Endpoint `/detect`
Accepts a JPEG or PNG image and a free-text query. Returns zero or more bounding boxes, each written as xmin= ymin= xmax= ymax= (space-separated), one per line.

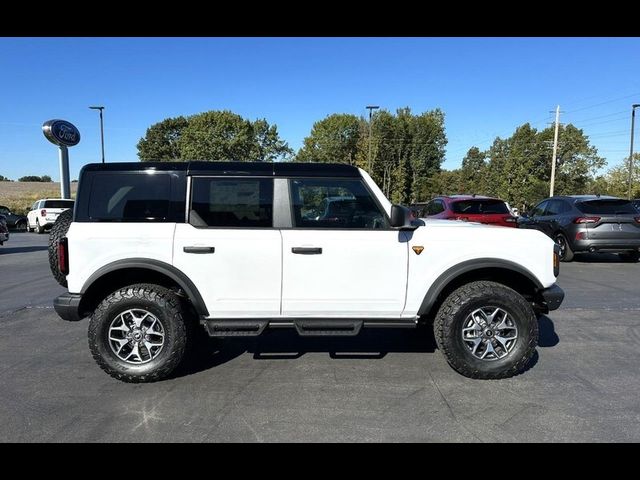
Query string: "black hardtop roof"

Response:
xmin=549 ymin=195 xmax=625 ymax=202
xmin=80 ymin=161 xmax=361 ymax=178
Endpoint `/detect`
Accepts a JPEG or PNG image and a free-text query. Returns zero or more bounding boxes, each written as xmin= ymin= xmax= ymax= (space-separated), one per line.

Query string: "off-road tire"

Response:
xmin=554 ymin=232 xmax=574 ymax=262
xmin=48 ymin=209 xmax=73 ymax=287
xmin=434 ymin=280 xmax=538 ymax=379
xmin=619 ymin=251 xmax=640 ymax=262
xmin=88 ymin=284 xmax=191 ymax=383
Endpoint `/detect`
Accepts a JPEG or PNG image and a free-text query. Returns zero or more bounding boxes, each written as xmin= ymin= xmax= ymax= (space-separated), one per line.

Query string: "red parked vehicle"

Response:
xmin=412 ymin=195 xmax=518 ymax=227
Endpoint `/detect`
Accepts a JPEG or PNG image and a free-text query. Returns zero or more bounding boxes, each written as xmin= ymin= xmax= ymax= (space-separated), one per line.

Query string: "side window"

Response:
xmin=0 ymin=207 xmax=9 ymax=216
xmin=530 ymin=201 xmax=548 ymax=217
xmin=32 ymin=202 xmax=39 ymax=211
xmin=544 ymin=200 xmax=561 ymax=216
xmin=558 ymin=200 xmax=571 ymax=214
xmin=88 ymin=173 xmax=171 ymax=222
xmin=190 ymin=177 xmax=273 ymax=228
xmin=426 ymin=200 xmax=445 ymax=215
xmin=290 ymin=178 xmax=388 ymax=229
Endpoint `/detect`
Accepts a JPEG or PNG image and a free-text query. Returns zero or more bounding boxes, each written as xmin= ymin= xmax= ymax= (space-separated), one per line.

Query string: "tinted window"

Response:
xmin=576 ymin=199 xmax=637 ymax=215
xmin=88 ymin=173 xmax=171 ymax=221
xmin=191 ymin=178 xmax=273 ymax=227
xmin=544 ymin=199 xmax=570 ymax=216
xmin=426 ymin=200 xmax=445 ymax=215
xmin=290 ymin=178 xmax=387 ymax=229
xmin=452 ymin=199 xmax=509 ymax=214
xmin=0 ymin=207 xmax=9 ymax=215
xmin=530 ymin=201 xmax=548 ymax=217
xmin=43 ymin=200 xmax=74 ymax=209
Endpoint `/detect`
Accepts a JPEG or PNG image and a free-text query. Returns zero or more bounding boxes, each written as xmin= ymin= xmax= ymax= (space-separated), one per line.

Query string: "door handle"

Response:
xmin=292 ymin=247 xmax=322 ymax=255
xmin=183 ymin=246 xmax=215 ymax=254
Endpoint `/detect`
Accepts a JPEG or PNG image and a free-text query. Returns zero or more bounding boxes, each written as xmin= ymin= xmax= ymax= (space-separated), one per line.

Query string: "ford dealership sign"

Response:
xmin=42 ymin=119 xmax=80 ymax=147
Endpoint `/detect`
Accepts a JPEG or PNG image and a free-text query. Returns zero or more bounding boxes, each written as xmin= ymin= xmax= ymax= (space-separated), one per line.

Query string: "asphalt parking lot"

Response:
xmin=1 ymin=232 xmax=640 ymax=442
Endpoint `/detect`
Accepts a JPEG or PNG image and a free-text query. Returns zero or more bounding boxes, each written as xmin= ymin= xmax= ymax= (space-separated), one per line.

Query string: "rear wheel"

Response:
xmin=48 ymin=209 xmax=73 ymax=287
xmin=88 ymin=284 xmax=191 ymax=383
xmin=434 ymin=281 xmax=538 ymax=379
xmin=619 ymin=251 xmax=640 ymax=263
xmin=554 ymin=233 xmax=574 ymax=262
xmin=36 ymin=219 xmax=44 ymax=234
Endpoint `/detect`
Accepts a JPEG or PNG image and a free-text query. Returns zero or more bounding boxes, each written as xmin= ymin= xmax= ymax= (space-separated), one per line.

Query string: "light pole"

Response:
xmin=628 ymin=104 xmax=640 ymax=200
xmin=89 ymin=106 xmax=105 ymax=163
xmin=366 ymin=105 xmax=379 ymax=172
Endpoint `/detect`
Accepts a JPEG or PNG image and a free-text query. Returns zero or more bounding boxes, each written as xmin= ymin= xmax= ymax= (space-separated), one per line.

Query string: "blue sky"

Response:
xmin=0 ymin=37 xmax=639 ymax=181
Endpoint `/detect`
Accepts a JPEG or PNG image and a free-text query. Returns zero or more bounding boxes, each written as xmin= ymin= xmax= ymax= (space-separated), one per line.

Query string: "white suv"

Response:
xmin=50 ymin=162 xmax=563 ymax=383
xmin=26 ymin=198 xmax=74 ymax=233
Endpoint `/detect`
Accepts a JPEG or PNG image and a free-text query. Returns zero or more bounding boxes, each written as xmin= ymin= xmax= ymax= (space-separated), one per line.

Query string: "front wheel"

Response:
xmin=434 ymin=281 xmax=538 ymax=379
xmin=16 ymin=220 xmax=27 ymax=232
xmin=88 ymin=284 xmax=191 ymax=383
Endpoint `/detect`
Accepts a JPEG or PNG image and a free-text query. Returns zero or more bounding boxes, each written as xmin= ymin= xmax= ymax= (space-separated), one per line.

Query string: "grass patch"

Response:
xmin=0 ymin=182 xmax=77 ymax=215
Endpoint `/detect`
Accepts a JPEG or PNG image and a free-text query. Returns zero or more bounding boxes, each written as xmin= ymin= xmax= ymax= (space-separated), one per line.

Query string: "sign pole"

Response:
xmin=58 ymin=146 xmax=70 ymax=199
xmin=42 ymin=119 xmax=80 ymax=200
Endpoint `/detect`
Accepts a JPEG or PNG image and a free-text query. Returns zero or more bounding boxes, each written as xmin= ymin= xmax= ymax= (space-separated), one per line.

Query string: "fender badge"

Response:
xmin=412 ymin=246 xmax=424 ymax=255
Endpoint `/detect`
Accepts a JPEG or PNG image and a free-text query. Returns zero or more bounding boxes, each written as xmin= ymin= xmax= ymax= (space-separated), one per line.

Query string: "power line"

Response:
xmin=564 ymin=92 xmax=640 ymax=114
xmin=565 ymin=109 xmax=627 ymax=124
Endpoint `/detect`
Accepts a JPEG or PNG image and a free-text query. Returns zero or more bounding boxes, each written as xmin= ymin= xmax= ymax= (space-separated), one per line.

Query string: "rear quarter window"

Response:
xmin=86 ymin=173 xmax=171 ymax=222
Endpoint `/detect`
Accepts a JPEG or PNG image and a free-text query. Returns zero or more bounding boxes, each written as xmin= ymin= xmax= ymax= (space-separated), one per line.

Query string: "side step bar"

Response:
xmin=203 ymin=320 xmax=269 ymax=337
xmin=294 ymin=319 xmax=362 ymax=336
xmin=202 ymin=318 xmax=418 ymax=337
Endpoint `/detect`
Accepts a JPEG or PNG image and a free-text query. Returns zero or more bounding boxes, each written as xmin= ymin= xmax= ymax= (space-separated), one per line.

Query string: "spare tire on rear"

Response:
xmin=49 ymin=209 xmax=73 ymax=287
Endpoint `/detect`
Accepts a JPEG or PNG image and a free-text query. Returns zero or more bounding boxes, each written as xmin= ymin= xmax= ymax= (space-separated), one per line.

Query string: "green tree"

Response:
xmin=297 ymin=114 xmax=361 ymax=164
xmin=18 ymin=175 xmax=47 ymax=182
xmin=481 ymin=122 xmax=605 ymax=210
xmin=600 ymin=154 xmax=640 ymax=198
xmin=178 ymin=111 xmax=291 ymax=162
xmin=251 ymin=119 xmax=293 ymax=162
xmin=41 ymin=175 xmax=52 ymax=182
xmin=408 ymin=109 xmax=447 ymax=201
xmin=543 ymin=124 xmax=606 ymax=195
xmin=137 ymin=116 xmax=188 ymax=161
xmin=0 ymin=175 xmax=11 ymax=181
xmin=459 ymin=146 xmax=486 ymax=194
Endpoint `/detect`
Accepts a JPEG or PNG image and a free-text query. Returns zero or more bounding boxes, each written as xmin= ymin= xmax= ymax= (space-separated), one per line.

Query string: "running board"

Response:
xmin=202 ymin=318 xmax=418 ymax=337
xmin=294 ymin=319 xmax=363 ymax=336
xmin=203 ymin=320 xmax=269 ymax=337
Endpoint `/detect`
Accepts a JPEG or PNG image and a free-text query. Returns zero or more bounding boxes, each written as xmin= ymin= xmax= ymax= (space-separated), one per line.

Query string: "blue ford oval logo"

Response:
xmin=42 ymin=119 xmax=81 ymax=147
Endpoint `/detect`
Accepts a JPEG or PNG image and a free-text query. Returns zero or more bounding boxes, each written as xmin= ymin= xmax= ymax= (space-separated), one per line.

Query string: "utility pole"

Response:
xmin=366 ymin=105 xmax=379 ymax=172
xmin=550 ymin=105 xmax=561 ymax=197
xmin=628 ymin=104 xmax=640 ymax=199
xmin=89 ymin=106 xmax=105 ymax=163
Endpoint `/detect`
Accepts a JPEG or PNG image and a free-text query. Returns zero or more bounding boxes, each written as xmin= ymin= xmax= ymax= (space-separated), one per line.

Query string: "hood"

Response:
xmin=419 ymin=218 xmax=493 ymax=228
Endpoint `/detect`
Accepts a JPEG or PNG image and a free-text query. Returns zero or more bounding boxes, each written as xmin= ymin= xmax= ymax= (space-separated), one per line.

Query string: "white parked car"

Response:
xmin=26 ymin=198 xmax=74 ymax=233
xmin=50 ymin=162 xmax=563 ymax=383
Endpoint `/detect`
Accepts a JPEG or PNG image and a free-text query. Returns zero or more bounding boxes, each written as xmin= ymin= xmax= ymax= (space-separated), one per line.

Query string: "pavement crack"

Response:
xmin=426 ymin=370 xmax=484 ymax=443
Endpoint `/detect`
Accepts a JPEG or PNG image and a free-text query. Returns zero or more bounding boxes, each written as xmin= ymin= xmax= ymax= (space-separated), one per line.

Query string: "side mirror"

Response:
xmin=390 ymin=204 xmax=413 ymax=228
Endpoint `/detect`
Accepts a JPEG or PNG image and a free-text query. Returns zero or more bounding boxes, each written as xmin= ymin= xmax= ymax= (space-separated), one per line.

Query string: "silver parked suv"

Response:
xmin=518 ymin=195 xmax=640 ymax=262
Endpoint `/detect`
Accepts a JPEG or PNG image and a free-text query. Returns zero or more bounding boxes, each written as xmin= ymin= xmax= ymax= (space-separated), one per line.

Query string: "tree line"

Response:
xmin=136 ymin=109 xmax=639 ymax=208
xmin=0 ymin=175 xmax=52 ymax=182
